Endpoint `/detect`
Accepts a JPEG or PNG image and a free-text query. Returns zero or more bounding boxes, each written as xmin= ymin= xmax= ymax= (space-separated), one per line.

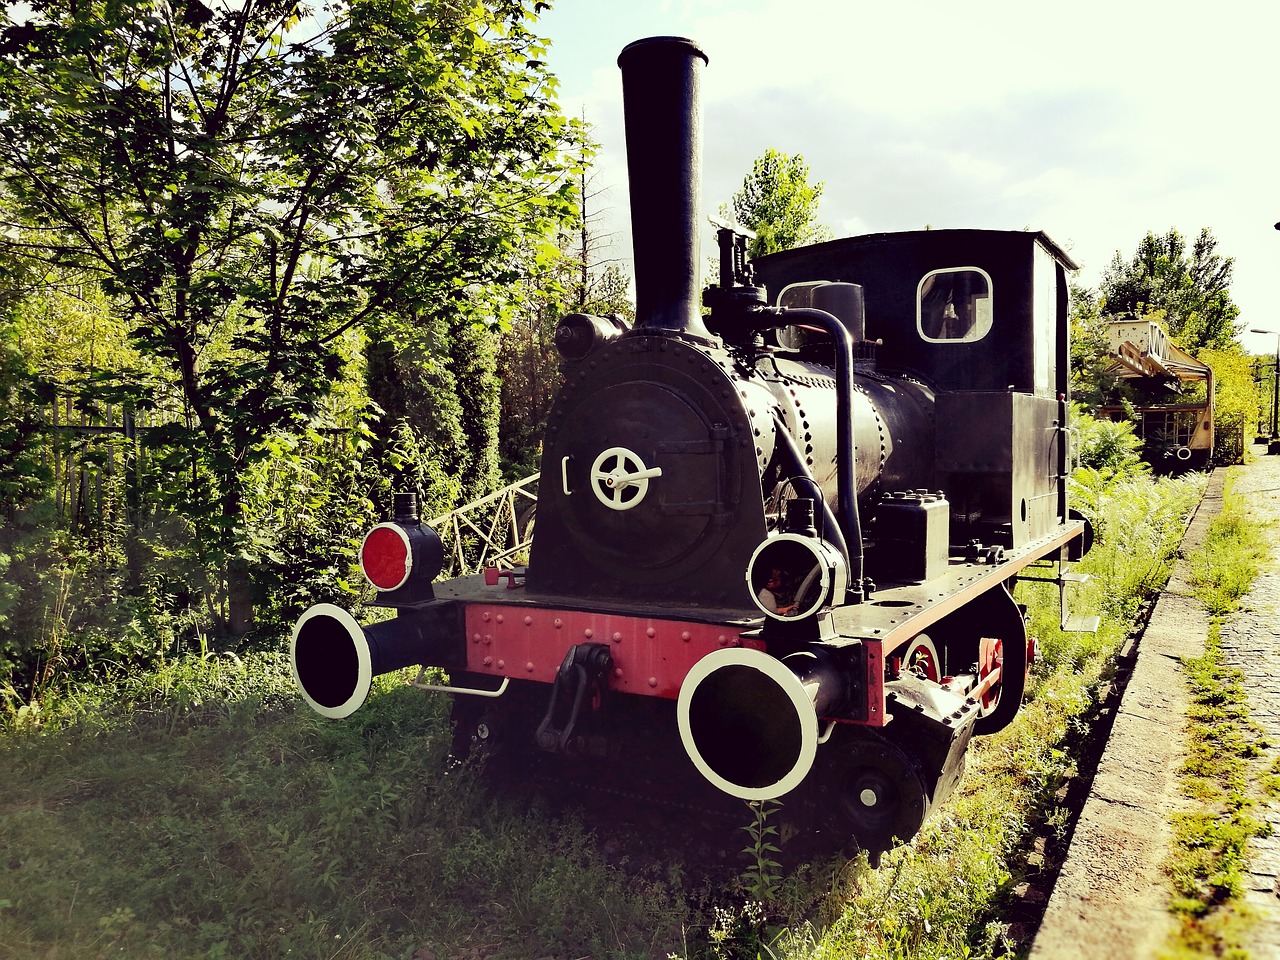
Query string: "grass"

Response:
xmin=1188 ymin=500 xmax=1270 ymax=616
xmin=0 ymin=470 xmax=1212 ymax=960
xmin=0 ymin=654 xmax=690 ymax=959
xmin=1163 ymin=477 xmax=1274 ymax=958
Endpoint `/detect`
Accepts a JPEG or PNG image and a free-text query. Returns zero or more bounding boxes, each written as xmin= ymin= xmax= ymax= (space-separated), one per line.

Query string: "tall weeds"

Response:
xmin=0 ymin=656 xmax=689 ymax=960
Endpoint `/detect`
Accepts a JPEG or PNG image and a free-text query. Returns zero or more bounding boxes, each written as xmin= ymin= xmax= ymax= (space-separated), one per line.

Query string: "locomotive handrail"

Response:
xmin=425 ymin=473 xmax=539 ymax=578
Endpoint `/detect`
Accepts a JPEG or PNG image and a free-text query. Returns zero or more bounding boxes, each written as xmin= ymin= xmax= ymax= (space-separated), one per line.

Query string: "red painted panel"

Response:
xmin=862 ymin=639 xmax=887 ymax=727
xmin=462 ymin=605 xmax=764 ymax=699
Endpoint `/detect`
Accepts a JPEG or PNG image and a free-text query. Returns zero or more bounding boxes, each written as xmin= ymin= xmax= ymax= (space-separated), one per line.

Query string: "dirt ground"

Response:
xmin=1030 ymin=446 xmax=1280 ymax=959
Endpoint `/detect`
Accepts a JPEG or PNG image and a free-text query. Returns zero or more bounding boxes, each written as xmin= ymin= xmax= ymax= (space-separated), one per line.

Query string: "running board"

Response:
xmin=1014 ymin=557 xmax=1100 ymax=633
xmin=1062 ymin=614 xmax=1101 ymax=633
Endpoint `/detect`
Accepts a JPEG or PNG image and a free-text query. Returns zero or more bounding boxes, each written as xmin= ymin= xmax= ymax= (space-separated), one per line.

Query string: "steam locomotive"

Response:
xmin=290 ymin=37 xmax=1093 ymax=853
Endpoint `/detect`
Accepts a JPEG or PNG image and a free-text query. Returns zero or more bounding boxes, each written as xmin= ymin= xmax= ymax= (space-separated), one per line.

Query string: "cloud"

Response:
xmin=541 ymin=0 xmax=1280 ymax=351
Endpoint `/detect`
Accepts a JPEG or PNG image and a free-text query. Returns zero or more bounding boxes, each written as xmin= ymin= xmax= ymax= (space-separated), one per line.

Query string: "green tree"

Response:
xmin=0 ymin=0 xmax=578 ymax=633
xmin=1099 ymin=228 xmax=1241 ymax=352
xmin=1198 ymin=348 xmax=1259 ymax=464
xmin=496 ymin=125 xmax=634 ymax=478
xmin=496 ymin=241 xmax=634 ymax=479
xmin=367 ymin=309 xmax=502 ymax=512
xmin=728 ymin=148 xmax=833 ymax=259
xmin=0 ymin=316 xmax=52 ymax=514
xmin=1069 ymin=282 xmax=1113 ymax=406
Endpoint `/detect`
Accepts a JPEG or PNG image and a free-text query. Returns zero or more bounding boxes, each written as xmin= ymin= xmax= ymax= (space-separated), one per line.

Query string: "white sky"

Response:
xmin=538 ymin=0 xmax=1280 ymax=355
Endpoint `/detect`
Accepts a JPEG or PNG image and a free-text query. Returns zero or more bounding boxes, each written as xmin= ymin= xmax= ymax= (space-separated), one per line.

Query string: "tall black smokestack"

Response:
xmin=616 ymin=37 xmax=712 ymax=340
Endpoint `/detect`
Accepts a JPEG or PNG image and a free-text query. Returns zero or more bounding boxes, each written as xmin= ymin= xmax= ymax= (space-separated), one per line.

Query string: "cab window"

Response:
xmin=917 ymin=268 xmax=992 ymax=342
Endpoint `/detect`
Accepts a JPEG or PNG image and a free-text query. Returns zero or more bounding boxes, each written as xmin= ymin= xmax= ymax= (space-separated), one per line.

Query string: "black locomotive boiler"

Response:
xmin=290 ymin=36 xmax=1093 ymax=853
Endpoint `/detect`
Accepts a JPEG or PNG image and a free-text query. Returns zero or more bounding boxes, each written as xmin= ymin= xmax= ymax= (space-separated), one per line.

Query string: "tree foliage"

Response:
xmin=1068 ymin=282 xmax=1112 ymax=407
xmin=1198 ymin=348 xmax=1259 ymax=463
xmin=496 ymin=244 xmax=633 ymax=478
xmin=496 ymin=126 xmax=634 ymax=478
xmin=728 ymin=148 xmax=833 ymax=260
xmin=1099 ymin=228 xmax=1241 ymax=352
xmin=0 ymin=316 xmax=52 ymax=512
xmin=0 ymin=0 xmax=579 ymax=631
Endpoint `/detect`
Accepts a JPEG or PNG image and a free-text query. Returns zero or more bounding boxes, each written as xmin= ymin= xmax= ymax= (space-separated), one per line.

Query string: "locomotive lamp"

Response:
xmin=746 ymin=532 xmax=848 ymax=622
xmin=357 ymin=492 xmax=444 ymax=604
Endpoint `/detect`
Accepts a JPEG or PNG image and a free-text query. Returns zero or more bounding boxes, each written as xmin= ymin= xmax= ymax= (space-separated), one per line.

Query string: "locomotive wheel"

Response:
xmin=929 ymin=583 xmax=1028 ymax=737
xmin=819 ymin=731 xmax=928 ymax=856
xmin=972 ymin=627 xmax=1027 ymax=736
xmin=901 ymin=634 xmax=941 ymax=681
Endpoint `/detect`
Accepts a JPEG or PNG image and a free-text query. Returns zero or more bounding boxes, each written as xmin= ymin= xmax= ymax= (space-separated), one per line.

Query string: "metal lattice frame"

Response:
xmin=426 ymin=474 xmax=539 ymax=578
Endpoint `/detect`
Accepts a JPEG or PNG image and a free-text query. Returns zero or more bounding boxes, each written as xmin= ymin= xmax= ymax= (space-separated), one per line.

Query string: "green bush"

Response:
xmin=1065 ymin=470 xmax=1205 ymax=623
xmin=0 ymin=496 xmax=172 ymax=706
xmin=1071 ymin=403 xmax=1148 ymax=479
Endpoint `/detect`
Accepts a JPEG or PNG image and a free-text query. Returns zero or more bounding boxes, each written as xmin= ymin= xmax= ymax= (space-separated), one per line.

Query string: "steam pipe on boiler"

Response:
xmin=757 ymin=305 xmax=865 ymax=602
xmin=768 ymin=410 xmax=851 ymax=570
